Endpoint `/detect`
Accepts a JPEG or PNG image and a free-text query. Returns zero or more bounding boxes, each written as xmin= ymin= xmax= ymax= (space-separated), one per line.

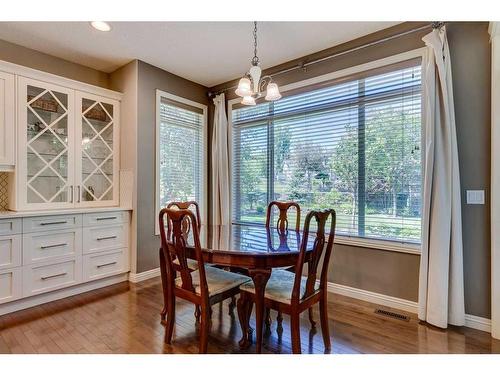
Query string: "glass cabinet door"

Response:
xmin=18 ymin=77 xmax=75 ymax=209
xmin=76 ymin=93 xmax=119 ymax=206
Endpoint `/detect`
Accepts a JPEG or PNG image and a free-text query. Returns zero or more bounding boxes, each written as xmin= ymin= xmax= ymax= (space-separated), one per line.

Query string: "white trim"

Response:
xmin=154 ymin=90 xmax=208 ymax=236
xmin=0 ymin=59 xmax=122 ymax=101
xmin=489 ymin=22 xmax=500 ymax=339
xmin=128 ymin=267 xmax=160 ymax=283
xmin=0 ymin=273 xmax=128 ymax=316
xmin=464 ymin=314 xmax=492 ymax=333
xmin=327 ymin=282 xmax=418 ymax=313
xmin=327 ymin=282 xmax=491 ymax=333
xmin=335 ymin=235 xmax=421 ymax=255
xmin=228 ymin=48 xmax=426 ymax=256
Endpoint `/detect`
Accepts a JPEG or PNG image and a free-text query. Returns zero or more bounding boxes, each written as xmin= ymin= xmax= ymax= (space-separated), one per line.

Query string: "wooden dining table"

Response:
xmin=180 ymin=223 xmax=316 ymax=353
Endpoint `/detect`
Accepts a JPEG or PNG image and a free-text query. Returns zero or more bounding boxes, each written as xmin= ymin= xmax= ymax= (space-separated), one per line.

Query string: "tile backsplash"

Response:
xmin=0 ymin=172 xmax=8 ymax=210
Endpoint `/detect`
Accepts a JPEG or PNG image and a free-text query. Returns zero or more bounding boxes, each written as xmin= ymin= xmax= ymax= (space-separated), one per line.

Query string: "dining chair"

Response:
xmin=159 ymin=207 xmax=251 ymax=353
xmin=238 ymin=208 xmax=336 ymax=354
xmin=264 ymin=200 xmax=301 ymax=330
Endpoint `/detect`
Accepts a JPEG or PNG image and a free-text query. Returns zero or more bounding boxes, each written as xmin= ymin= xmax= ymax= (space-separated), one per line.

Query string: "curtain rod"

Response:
xmin=208 ymin=22 xmax=444 ymax=98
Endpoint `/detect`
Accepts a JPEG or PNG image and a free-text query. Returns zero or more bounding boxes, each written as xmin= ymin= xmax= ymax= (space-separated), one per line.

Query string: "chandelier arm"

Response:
xmin=259 ymin=75 xmax=273 ymax=92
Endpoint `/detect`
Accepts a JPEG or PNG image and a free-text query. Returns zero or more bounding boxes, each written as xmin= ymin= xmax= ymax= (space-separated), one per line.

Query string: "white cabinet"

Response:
xmin=14 ymin=77 xmax=120 ymax=211
xmin=75 ymin=92 xmax=120 ymax=207
xmin=0 ymin=71 xmax=15 ymax=169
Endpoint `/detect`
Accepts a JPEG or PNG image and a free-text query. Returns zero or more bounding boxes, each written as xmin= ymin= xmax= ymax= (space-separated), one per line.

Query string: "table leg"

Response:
xmin=248 ymin=268 xmax=271 ymax=354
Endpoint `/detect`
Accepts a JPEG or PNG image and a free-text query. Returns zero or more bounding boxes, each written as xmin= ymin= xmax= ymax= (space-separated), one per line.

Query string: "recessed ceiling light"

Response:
xmin=90 ymin=21 xmax=111 ymax=32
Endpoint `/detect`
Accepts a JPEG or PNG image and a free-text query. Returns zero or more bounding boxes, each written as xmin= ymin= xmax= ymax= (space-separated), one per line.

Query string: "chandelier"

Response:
xmin=235 ymin=21 xmax=282 ymax=106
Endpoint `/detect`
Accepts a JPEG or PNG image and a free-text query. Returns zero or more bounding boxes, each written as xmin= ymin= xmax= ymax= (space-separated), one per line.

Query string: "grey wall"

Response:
xmin=136 ymin=60 xmax=209 ymax=273
xmin=447 ymin=22 xmax=491 ymax=318
xmin=0 ymin=39 xmax=110 ymax=88
xmin=209 ymin=22 xmax=492 ymax=318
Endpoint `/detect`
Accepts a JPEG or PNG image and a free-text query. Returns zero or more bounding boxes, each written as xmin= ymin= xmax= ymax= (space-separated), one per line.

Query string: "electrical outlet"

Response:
xmin=466 ymin=190 xmax=485 ymax=205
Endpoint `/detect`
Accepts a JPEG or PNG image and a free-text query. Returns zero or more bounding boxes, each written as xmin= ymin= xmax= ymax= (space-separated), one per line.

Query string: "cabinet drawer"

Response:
xmin=83 ymin=248 xmax=127 ymax=282
xmin=83 ymin=211 xmax=128 ymax=227
xmin=0 ymin=234 xmax=22 ymax=270
xmin=23 ymin=214 xmax=82 ymax=233
xmin=0 ymin=218 xmax=22 ymax=236
xmin=23 ymin=229 xmax=82 ymax=265
xmin=23 ymin=258 xmax=82 ymax=297
xmin=83 ymin=224 xmax=127 ymax=254
xmin=0 ymin=268 xmax=22 ymax=304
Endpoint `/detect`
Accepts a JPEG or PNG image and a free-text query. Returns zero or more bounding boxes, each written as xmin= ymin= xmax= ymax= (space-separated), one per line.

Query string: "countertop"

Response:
xmin=0 ymin=206 xmax=132 ymax=219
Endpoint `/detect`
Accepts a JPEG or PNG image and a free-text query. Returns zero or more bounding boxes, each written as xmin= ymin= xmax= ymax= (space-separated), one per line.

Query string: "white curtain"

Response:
xmin=418 ymin=26 xmax=465 ymax=328
xmin=211 ymin=93 xmax=231 ymax=225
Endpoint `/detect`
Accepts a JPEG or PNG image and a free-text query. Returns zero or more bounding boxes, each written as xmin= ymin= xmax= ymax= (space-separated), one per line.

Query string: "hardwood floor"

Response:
xmin=0 ymin=277 xmax=499 ymax=354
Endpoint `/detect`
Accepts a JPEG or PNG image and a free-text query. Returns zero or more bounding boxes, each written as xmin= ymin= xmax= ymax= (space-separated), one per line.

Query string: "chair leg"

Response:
xmin=159 ymin=248 xmax=168 ymax=322
xmin=308 ymin=307 xmax=316 ymax=328
xmin=290 ymin=313 xmax=301 ymax=354
xmin=265 ymin=308 xmax=272 ymax=329
xmin=229 ymin=296 xmax=237 ymax=314
xmin=164 ymin=293 xmax=175 ymax=344
xmin=199 ymin=304 xmax=210 ymax=353
xmin=276 ymin=310 xmax=283 ymax=334
xmin=319 ymin=296 xmax=331 ymax=351
xmin=237 ymin=294 xmax=250 ymax=349
xmin=195 ymin=305 xmax=201 ymax=322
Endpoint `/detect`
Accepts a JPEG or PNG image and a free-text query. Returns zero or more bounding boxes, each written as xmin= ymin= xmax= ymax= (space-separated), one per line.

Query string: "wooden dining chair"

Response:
xmin=159 ymin=207 xmax=251 ymax=353
xmin=266 ymin=201 xmax=301 ymax=232
xmin=238 ymin=209 xmax=336 ymax=354
xmin=264 ymin=201 xmax=301 ymax=329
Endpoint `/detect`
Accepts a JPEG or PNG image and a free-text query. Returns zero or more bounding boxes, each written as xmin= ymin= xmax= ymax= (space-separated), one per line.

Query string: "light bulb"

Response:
xmin=235 ymin=77 xmax=252 ymax=97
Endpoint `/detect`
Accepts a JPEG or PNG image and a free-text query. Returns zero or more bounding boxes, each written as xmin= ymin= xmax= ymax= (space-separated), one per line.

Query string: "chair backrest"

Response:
xmin=292 ymin=209 xmax=336 ymax=303
xmin=158 ymin=207 xmax=209 ymax=297
xmin=266 ymin=201 xmax=301 ymax=232
xmin=165 ymin=201 xmax=201 ymax=239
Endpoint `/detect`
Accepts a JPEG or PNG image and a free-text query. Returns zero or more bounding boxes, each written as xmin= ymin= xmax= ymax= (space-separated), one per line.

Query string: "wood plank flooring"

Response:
xmin=1 ymin=277 xmax=499 ymax=354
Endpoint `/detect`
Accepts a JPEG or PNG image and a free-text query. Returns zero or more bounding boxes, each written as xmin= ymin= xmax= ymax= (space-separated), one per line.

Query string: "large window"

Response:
xmin=231 ymin=59 xmax=422 ymax=245
xmin=155 ymin=91 xmax=207 ymax=233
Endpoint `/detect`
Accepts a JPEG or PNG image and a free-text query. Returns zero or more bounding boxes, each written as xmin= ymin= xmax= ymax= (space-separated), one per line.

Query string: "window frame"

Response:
xmin=155 ymin=89 xmax=208 ymax=235
xmin=228 ymin=48 xmax=427 ymax=254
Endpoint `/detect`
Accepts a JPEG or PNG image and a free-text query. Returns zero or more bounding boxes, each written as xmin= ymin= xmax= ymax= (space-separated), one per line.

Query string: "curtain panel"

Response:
xmin=211 ymin=93 xmax=231 ymax=225
xmin=418 ymin=26 xmax=465 ymax=328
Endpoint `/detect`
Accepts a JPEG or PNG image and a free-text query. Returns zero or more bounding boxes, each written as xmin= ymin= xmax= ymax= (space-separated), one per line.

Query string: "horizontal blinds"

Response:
xmin=232 ymin=60 xmax=422 ymax=244
xmin=159 ymin=97 xmax=204 ymax=210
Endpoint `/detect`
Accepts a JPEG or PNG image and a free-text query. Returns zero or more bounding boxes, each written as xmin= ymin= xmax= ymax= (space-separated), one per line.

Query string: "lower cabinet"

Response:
xmin=0 ymin=210 xmax=130 ymax=312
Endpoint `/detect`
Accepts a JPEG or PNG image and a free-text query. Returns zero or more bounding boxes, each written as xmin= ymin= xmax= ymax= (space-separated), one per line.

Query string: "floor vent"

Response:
xmin=374 ymin=308 xmax=410 ymax=322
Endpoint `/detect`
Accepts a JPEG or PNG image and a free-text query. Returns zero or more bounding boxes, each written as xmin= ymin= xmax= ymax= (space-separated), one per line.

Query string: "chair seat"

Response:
xmin=175 ymin=266 xmax=251 ymax=296
xmin=173 ymin=257 xmax=199 ymax=270
xmin=240 ymin=269 xmax=319 ymax=304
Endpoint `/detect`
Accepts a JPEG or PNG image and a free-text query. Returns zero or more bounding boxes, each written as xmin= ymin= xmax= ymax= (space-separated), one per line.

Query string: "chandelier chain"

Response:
xmin=252 ymin=21 xmax=259 ymax=66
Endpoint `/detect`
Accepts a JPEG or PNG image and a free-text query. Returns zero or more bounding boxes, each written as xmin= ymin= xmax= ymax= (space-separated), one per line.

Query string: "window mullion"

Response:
xmin=268 ymin=102 xmax=275 ymax=210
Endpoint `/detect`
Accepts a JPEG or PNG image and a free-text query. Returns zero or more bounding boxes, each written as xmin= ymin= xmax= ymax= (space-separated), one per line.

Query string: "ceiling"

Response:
xmin=0 ymin=22 xmax=399 ymax=87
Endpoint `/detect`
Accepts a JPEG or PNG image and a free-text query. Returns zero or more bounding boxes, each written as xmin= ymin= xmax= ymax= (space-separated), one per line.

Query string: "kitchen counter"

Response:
xmin=0 ymin=206 xmax=132 ymax=219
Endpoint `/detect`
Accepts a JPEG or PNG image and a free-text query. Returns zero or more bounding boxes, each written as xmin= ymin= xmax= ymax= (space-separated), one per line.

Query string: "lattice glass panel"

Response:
xmin=81 ymin=98 xmax=114 ymax=202
xmin=26 ymin=85 xmax=70 ymax=204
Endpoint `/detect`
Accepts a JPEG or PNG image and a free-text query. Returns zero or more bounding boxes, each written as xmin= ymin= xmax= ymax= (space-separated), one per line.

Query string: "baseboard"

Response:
xmin=464 ymin=314 xmax=492 ymax=333
xmin=128 ymin=267 xmax=161 ymax=283
xmin=0 ymin=273 xmax=129 ymax=316
xmin=327 ymin=282 xmax=492 ymax=333
xmin=327 ymin=282 xmax=419 ymax=313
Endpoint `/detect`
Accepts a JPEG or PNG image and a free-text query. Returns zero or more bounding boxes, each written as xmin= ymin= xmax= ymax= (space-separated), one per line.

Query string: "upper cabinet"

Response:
xmin=13 ymin=76 xmax=120 ymax=211
xmin=76 ymin=92 xmax=120 ymax=207
xmin=0 ymin=71 xmax=15 ymax=170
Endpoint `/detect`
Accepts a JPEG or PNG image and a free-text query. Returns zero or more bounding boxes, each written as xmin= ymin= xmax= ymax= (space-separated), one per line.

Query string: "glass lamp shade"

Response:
xmin=265 ymin=82 xmax=282 ymax=101
xmin=241 ymin=96 xmax=256 ymax=106
xmin=235 ymin=77 xmax=252 ymax=97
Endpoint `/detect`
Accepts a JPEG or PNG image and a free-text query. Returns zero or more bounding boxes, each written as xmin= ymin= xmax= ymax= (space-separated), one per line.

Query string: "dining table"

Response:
xmin=179 ymin=223 xmax=316 ymax=353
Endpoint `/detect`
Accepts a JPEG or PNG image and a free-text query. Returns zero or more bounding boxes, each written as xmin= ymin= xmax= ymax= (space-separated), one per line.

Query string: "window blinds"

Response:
xmin=158 ymin=97 xmax=204 ymax=210
xmin=231 ymin=60 xmax=422 ymax=244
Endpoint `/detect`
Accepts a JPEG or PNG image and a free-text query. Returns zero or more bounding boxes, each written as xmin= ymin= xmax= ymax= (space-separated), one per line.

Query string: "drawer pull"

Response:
xmin=40 ymin=221 xmax=68 ymax=226
xmin=41 ymin=272 xmax=68 ymax=281
xmin=97 ymin=235 xmax=117 ymax=241
xmin=40 ymin=243 xmax=68 ymax=249
xmin=97 ymin=261 xmax=117 ymax=268
xmin=96 ymin=217 xmax=117 ymax=221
